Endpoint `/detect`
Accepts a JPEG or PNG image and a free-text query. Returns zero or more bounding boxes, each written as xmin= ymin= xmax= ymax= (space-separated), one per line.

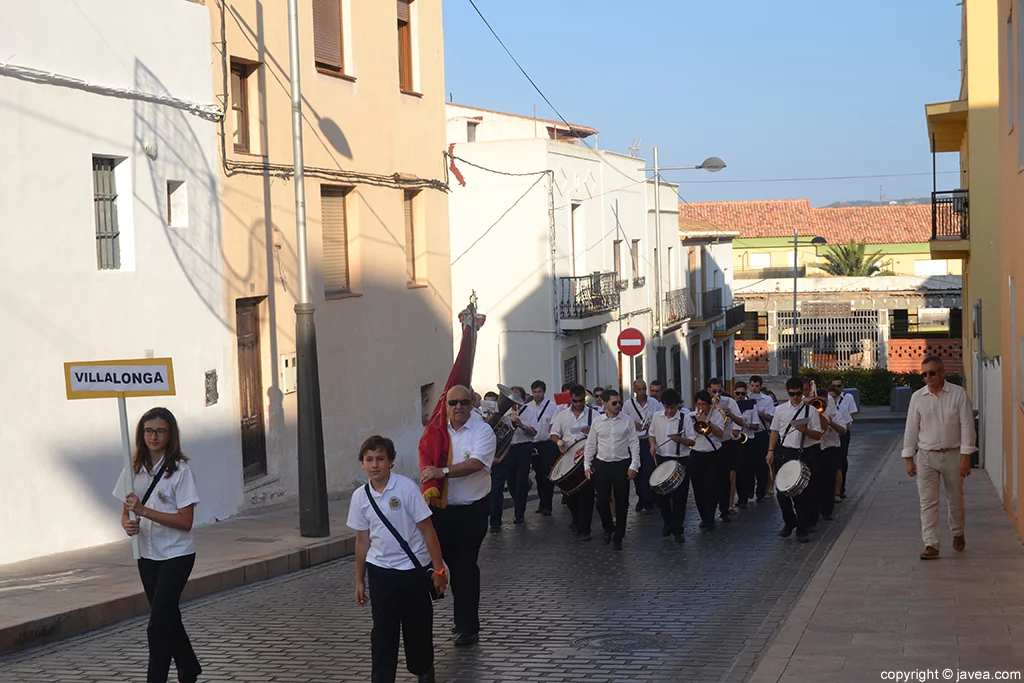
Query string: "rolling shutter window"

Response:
xmin=321 ymin=186 xmax=350 ymax=296
xmin=313 ymin=0 xmax=343 ymax=71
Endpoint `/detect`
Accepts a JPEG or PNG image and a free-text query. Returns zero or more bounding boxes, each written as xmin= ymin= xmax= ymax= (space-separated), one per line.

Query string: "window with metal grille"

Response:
xmin=634 ymin=354 xmax=643 ymax=381
xmin=92 ymin=156 xmax=121 ymax=270
xmin=737 ymin=311 xmax=767 ymax=341
xmin=630 ymin=240 xmax=640 ymax=278
xmin=230 ymin=61 xmax=251 ymax=153
xmin=397 ymin=0 xmax=414 ymax=91
xmin=404 ymin=190 xmax=417 ymax=283
xmin=420 ymin=383 xmax=434 ymax=426
xmin=321 ymin=186 xmax=351 ymax=297
xmin=563 ymin=357 xmax=579 ymax=386
xmin=613 ymin=240 xmax=622 ymax=280
xmin=312 ymin=0 xmax=343 ymax=73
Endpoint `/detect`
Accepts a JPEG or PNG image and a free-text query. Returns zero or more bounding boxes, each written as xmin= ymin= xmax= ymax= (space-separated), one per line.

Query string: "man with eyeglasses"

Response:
xmin=648 ymin=388 xmax=692 ymax=543
xmin=830 ymin=376 xmax=858 ymax=499
xmin=623 ymin=379 xmax=662 ymax=514
xmin=708 ymin=378 xmax=745 ymax=521
xmin=767 ymin=377 xmax=824 ymax=543
xmin=582 ymin=389 xmax=640 ymax=550
xmin=733 ymin=381 xmax=761 ymax=509
xmin=515 ymin=380 xmax=557 ymax=517
xmin=419 ymin=385 xmax=495 ymax=645
xmin=550 ymin=384 xmax=597 ymax=540
xmin=902 ymin=355 xmax=976 ymax=560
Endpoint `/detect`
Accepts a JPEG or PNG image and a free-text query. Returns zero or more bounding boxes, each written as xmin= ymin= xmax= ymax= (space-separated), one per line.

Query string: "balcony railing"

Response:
xmin=558 ymin=272 xmax=620 ymax=319
xmin=932 ymin=189 xmax=969 ymax=240
xmin=701 ymin=287 xmax=724 ymax=319
xmin=724 ymin=302 xmax=745 ymax=330
xmin=735 ymin=266 xmax=806 ymax=280
xmin=663 ymin=287 xmax=695 ymax=325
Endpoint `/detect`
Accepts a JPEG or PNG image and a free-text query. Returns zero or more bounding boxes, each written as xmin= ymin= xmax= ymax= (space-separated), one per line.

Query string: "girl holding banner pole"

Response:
xmin=112 ymin=407 xmax=202 ymax=683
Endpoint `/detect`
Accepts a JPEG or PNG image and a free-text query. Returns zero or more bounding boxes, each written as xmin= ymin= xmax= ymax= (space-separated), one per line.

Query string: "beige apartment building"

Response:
xmin=211 ymin=0 xmax=453 ymax=503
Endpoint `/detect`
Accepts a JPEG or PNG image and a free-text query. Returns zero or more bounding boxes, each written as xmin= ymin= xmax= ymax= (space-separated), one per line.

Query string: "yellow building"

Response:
xmin=211 ymin=1 xmax=453 ymax=503
xmin=925 ymin=0 xmax=1001 ymax=401
xmin=999 ymin=0 xmax=1023 ymax=534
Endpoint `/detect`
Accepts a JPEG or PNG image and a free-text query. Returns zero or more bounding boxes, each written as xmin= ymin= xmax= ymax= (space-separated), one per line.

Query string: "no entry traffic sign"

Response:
xmin=616 ymin=327 xmax=646 ymax=357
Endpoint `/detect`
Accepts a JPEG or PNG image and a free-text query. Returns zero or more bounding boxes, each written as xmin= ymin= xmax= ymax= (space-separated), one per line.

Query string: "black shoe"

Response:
xmin=756 ymin=497 xmax=765 ymax=503
xmin=728 ymin=509 xmax=738 ymax=516
xmin=602 ymin=531 xmax=612 ymax=545
xmin=797 ymin=533 xmax=810 ymax=543
xmin=581 ymin=533 xmax=591 ymax=542
xmin=738 ymin=502 xmax=748 ymax=509
xmin=635 ymin=503 xmax=644 ymax=512
xmin=450 ymin=627 xmax=459 ymax=634
xmin=541 ymin=509 xmax=552 ymax=517
xmin=645 ymin=506 xmax=656 ymax=515
xmin=454 ymin=633 xmax=479 ymax=646
xmin=535 ymin=507 xmax=544 ymax=514
xmin=809 ymin=525 xmax=817 ymax=533
xmin=662 ymin=524 xmax=672 ymax=537
xmin=674 ymin=533 xmax=685 ymax=544
xmin=704 ymin=521 xmax=715 ymax=532
xmin=613 ymin=538 xmax=623 ymax=551
xmin=489 ymin=526 xmax=501 ymax=533
xmin=418 ymin=666 xmax=437 ymax=683
xmin=822 ymin=513 xmax=833 ymax=521
xmin=719 ymin=514 xmax=732 ymax=523
xmin=779 ymin=525 xmax=795 ymax=538
xmin=513 ymin=518 xmax=524 ymax=525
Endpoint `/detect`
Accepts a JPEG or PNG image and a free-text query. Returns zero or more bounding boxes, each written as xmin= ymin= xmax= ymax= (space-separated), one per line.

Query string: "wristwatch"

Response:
xmin=441 ymin=467 xmax=450 ymax=478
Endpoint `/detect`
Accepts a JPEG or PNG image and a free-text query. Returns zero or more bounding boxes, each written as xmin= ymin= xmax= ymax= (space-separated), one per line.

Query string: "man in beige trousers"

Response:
xmin=902 ymin=355 xmax=977 ymax=560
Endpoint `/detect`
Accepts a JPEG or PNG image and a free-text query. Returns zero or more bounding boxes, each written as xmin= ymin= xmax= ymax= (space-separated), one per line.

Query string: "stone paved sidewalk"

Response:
xmin=749 ymin=442 xmax=1024 ymax=682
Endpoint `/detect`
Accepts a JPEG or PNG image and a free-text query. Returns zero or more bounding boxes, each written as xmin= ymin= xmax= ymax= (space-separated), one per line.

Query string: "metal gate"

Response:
xmin=778 ymin=304 xmax=880 ymax=373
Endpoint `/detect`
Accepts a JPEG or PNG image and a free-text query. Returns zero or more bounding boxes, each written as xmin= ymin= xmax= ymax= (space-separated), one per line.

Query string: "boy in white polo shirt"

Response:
xmin=348 ymin=435 xmax=448 ymax=683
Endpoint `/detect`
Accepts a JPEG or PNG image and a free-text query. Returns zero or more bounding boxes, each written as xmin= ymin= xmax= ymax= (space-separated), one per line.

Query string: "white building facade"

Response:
xmin=446 ymin=104 xmax=729 ymax=403
xmin=0 ymin=0 xmax=241 ymax=565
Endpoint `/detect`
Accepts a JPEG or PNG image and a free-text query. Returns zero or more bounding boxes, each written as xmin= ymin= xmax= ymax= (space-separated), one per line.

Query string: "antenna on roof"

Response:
xmin=628 ymin=138 xmax=643 ymax=158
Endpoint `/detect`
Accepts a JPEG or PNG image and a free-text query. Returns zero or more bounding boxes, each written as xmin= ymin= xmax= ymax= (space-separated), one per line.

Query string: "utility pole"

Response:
xmin=287 ymin=0 xmax=329 ymax=537
xmin=792 ymin=225 xmax=799 ymax=378
xmin=653 ymin=146 xmax=663 ymax=352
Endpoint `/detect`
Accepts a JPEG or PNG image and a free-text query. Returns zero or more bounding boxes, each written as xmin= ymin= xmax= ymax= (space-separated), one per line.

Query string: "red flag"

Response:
xmin=419 ymin=303 xmax=484 ymax=506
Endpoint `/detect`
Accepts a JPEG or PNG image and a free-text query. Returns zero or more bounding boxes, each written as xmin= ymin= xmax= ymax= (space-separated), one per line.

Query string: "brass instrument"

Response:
xmin=692 ymin=408 xmax=712 ymax=435
xmin=738 ymin=432 xmax=749 ymax=444
xmin=804 ymin=380 xmax=827 ymax=413
xmin=484 ymin=384 xmax=526 ymax=460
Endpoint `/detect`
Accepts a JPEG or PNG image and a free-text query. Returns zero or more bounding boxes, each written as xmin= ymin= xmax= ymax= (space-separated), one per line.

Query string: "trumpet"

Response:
xmin=738 ymin=432 xmax=749 ymax=444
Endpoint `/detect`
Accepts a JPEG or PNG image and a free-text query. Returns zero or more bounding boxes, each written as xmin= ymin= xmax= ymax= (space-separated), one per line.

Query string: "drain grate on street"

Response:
xmin=572 ymin=634 xmax=676 ymax=652
xmin=235 ymin=537 xmax=280 ymax=543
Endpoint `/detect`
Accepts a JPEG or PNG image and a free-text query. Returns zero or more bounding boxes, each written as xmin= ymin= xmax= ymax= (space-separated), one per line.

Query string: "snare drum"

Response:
xmin=649 ymin=459 xmax=685 ymax=496
xmin=550 ymin=438 xmax=588 ymax=496
xmin=776 ymin=459 xmax=811 ymax=497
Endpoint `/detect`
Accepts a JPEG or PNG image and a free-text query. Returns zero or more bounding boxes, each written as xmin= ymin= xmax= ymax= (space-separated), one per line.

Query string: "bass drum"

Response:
xmin=549 ymin=437 xmax=588 ymax=496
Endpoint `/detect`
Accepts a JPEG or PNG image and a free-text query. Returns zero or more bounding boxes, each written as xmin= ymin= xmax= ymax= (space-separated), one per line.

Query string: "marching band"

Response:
xmin=475 ymin=373 xmax=858 ymax=548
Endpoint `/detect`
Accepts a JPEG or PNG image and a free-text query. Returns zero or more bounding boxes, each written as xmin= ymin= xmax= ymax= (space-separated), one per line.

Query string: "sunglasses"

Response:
xmin=607 ymin=400 xmax=622 ymax=406
xmin=571 ymin=398 xmax=585 ymax=403
xmin=447 ymin=399 xmax=472 ymax=407
xmin=735 ymin=391 xmax=747 ymax=397
xmin=710 ymin=388 xmax=721 ymax=393
xmin=922 ymin=370 xmax=938 ymax=377
xmin=787 ymin=391 xmax=803 ymax=397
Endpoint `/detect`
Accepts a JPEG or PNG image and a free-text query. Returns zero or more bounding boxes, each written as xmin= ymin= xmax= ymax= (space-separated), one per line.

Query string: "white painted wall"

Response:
xmin=0 ymin=0 xmax=241 ymax=565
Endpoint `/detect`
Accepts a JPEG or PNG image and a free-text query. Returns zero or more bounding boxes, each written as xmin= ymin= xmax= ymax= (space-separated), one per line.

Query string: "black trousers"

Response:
xmin=594 ymin=459 xmax=631 ymax=540
xmin=839 ymin=429 xmax=852 ymax=495
xmin=137 ymin=553 xmax=201 ymax=683
xmin=819 ymin=447 xmax=840 ymax=517
xmin=508 ymin=442 xmax=534 ymax=520
xmin=431 ymin=496 xmax=488 ymax=635
xmin=687 ymin=450 xmax=719 ymax=525
xmin=489 ymin=456 xmax=511 ymax=529
xmin=774 ymin=446 xmax=820 ymax=534
xmin=633 ymin=438 xmax=656 ymax=510
xmin=367 ymin=563 xmax=433 ymax=683
xmin=752 ymin=431 xmax=771 ymax=499
xmin=655 ymin=456 xmax=691 ymax=534
xmin=567 ymin=479 xmax=595 ymax=535
xmin=737 ymin=438 xmax=758 ymax=504
xmin=532 ymin=440 xmax=560 ymax=511
xmin=718 ymin=440 xmax=740 ymax=516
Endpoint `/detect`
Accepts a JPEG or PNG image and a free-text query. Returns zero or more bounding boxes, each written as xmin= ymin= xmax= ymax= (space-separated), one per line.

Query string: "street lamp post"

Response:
xmin=790 ymin=229 xmax=827 ymax=378
xmin=645 ymin=151 xmax=726 ymax=379
xmin=287 ymin=0 xmax=330 ymax=536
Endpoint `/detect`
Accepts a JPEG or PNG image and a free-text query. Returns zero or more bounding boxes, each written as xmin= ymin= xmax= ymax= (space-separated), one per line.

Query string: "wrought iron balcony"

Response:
xmin=931 ymin=189 xmax=969 ymax=240
xmin=701 ymin=287 xmax=724 ymax=319
xmin=724 ymin=302 xmax=745 ymax=330
xmin=735 ymin=266 xmax=806 ymax=280
xmin=558 ymin=272 xmax=620 ymax=319
xmin=663 ymin=287 xmax=695 ymax=325
xmin=632 ymin=276 xmax=646 ymax=288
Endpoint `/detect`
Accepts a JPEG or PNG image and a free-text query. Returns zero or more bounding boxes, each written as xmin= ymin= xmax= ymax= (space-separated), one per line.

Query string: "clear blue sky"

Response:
xmin=443 ymin=0 xmax=964 ymax=207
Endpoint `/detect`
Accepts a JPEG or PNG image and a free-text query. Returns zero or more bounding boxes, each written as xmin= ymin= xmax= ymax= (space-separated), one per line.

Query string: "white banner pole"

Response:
xmin=118 ymin=395 xmax=140 ymax=560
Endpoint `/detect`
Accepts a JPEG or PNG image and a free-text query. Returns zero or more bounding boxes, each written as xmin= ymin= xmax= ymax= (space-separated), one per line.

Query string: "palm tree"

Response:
xmin=818 ymin=239 xmax=893 ymax=276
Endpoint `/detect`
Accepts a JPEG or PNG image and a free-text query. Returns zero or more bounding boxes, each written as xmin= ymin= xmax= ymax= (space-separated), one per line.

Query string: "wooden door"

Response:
xmin=236 ymin=299 xmax=267 ymax=480
xmin=689 ymin=340 xmax=701 ymax=404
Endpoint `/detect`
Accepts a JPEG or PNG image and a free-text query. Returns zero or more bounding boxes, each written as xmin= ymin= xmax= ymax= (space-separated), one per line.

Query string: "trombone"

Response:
xmin=804 ymin=380 xmax=827 ymax=413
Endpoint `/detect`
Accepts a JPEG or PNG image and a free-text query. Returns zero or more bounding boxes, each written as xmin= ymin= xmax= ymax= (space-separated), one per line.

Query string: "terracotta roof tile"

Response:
xmin=677 ymin=199 xmax=932 ymax=244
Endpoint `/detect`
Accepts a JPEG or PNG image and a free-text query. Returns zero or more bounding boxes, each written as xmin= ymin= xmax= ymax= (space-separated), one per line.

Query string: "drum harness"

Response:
xmin=780 ymin=403 xmax=813 ymax=461
xmin=526 ymin=399 xmax=552 ymax=457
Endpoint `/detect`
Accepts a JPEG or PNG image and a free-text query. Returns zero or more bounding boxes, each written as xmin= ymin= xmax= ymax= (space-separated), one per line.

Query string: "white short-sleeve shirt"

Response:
xmin=346 ymin=473 xmax=432 ymax=570
xmin=446 ymin=417 xmax=497 ymax=506
xmin=550 ymin=406 xmax=597 ymax=446
xmin=112 ymin=458 xmax=200 ymax=561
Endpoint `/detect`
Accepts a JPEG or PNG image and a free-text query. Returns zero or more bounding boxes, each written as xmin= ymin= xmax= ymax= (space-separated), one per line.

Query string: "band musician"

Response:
xmin=550 ymin=384 xmax=597 ymax=540
xmin=767 ymin=378 xmax=824 ymax=543
xmin=582 ymin=390 xmax=639 ymax=550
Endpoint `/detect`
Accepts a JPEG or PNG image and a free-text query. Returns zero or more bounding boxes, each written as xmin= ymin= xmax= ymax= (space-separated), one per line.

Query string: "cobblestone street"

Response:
xmin=0 ymin=425 xmax=901 ymax=683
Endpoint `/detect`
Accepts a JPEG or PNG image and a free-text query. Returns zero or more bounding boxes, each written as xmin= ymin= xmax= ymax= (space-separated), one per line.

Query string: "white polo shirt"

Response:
xmin=650 ymin=409 xmax=690 ymax=458
xmin=347 ymin=473 xmax=431 ymax=570
xmin=770 ymin=400 xmax=823 ymax=450
xmin=111 ymin=458 xmax=200 ymax=561
xmin=550 ymin=406 xmax=597 ymax=447
xmin=447 ymin=417 xmax=497 ymax=505
xmin=714 ymin=395 xmax=743 ymax=441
